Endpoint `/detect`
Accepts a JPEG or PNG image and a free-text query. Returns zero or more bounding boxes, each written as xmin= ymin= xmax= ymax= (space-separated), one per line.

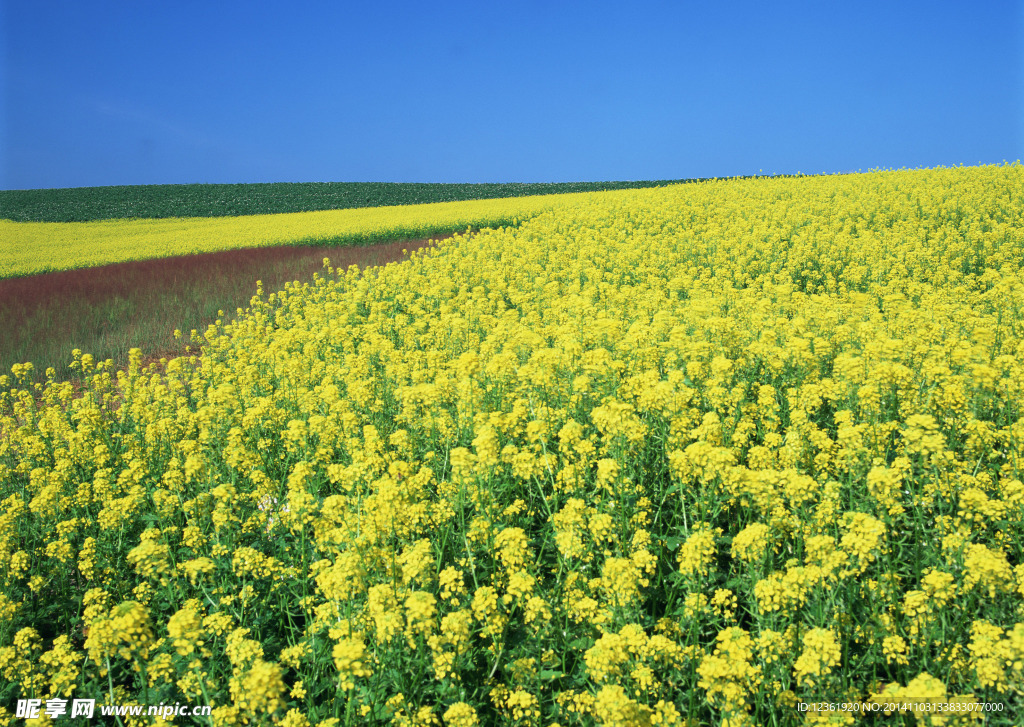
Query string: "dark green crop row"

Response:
xmin=0 ymin=175 xmax=813 ymax=222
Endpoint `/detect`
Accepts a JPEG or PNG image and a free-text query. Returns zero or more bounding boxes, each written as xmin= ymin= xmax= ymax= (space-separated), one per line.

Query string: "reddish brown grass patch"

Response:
xmin=1 ymin=232 xmax=455 ymax=393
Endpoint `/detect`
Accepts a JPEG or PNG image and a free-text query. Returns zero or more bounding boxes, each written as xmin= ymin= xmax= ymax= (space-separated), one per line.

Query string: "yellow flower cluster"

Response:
xmin=2 ymin=162 xmax=1024 ymax=724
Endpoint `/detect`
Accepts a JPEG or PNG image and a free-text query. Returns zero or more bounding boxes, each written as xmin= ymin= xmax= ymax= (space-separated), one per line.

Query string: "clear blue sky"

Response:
xmin=2 ymin=1 xmax=1021 ymax=190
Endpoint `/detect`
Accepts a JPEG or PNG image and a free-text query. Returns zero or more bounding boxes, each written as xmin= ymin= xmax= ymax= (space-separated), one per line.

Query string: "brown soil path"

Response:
xmin=5 ymin=231 xmax=460 ymax=412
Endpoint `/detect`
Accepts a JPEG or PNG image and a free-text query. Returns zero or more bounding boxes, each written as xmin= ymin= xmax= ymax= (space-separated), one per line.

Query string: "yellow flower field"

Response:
xmin=2 ymin=162 xmax=1023 ymax=725
xmin=0 ymin=191 xmax=599 ymax=279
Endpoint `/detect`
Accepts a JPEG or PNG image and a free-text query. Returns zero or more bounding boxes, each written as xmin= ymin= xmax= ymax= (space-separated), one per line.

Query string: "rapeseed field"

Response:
xmin=0 ymin=192 xmax=598 ymax=279
xmin=1 ymin=162 xmax=1023 ymax=725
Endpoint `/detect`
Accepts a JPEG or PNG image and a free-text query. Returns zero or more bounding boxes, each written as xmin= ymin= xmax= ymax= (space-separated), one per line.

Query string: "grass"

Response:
xmin=0 ymin=175 xmax=817 ymax=223
xmin=1 ymin=233 xmax=454 ymax=387
xmin=0 ymin=180 xmax=675 ymax=222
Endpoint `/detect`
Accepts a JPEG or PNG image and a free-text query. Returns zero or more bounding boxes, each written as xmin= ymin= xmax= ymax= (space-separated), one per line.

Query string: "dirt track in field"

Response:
xmin=4 ymin=232 xmax=460 ymax=410
xmin=1 ymin=232 xmax=457 ymax=317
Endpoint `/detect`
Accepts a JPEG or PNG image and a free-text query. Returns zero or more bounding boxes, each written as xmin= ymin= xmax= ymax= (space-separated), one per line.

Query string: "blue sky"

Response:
xmin=2 ymin=0 xmax=1021 ymax=190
